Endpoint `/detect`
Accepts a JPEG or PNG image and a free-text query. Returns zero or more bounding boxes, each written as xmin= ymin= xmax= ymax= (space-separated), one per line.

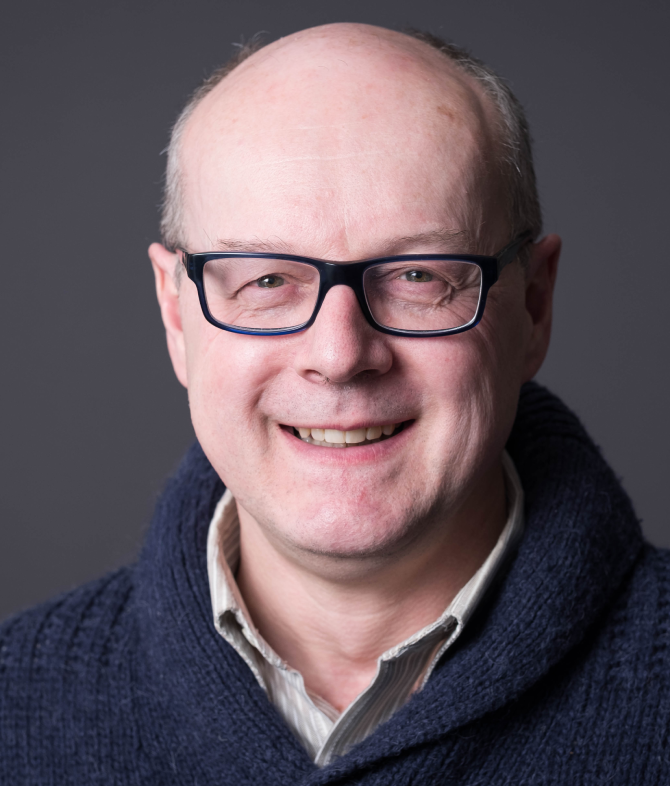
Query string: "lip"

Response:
xmin=281 ymin=420 xmax=405 ymax=433
xmin=278 ymin=419 xmax=415 ymax=465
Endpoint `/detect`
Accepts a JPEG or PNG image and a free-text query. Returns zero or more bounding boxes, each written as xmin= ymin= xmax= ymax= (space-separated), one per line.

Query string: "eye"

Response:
xmin=400 ymin=270 xmax=433 ymax=283
xmin=256 ymin=274 xmax=285 ymax=288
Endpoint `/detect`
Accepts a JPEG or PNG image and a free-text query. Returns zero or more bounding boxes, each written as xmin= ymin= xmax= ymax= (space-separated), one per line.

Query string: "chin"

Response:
xmin=266 ymin=495 xmax=429 ymax=562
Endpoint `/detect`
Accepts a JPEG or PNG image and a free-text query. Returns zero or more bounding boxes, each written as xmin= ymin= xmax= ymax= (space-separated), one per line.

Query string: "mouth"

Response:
xmin=283 ymin=421 xmax=411 ymax=448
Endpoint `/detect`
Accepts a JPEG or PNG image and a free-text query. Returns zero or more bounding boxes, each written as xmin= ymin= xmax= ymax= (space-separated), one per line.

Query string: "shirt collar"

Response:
xmin=207 ymin=450 xmax=523 ymax=674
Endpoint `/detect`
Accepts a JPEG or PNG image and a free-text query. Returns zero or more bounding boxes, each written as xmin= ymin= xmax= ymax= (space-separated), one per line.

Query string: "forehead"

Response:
xmin=179 ymin=30 xmax=506 ymax=256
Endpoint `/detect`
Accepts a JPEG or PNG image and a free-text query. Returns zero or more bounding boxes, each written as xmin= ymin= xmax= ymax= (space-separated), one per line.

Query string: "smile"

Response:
xmin=288 ymin=422 xmax=407 ymax=448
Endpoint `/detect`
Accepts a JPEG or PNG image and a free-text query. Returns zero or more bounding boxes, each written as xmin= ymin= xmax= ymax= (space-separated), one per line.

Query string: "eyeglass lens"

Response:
xmin=202 ymin=257 xmax=483 ymax=332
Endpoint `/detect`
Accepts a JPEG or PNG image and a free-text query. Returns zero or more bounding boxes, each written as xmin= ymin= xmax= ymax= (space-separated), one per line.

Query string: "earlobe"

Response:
xmin=148 ymin=242 xmax=189 ymax=387
xmin=522 ymin=234 xmax=561 ymax=382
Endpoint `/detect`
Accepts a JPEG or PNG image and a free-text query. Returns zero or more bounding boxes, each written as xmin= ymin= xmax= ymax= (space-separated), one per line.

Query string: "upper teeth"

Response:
xmin=295 ymin=424 xmax=397 ymax=446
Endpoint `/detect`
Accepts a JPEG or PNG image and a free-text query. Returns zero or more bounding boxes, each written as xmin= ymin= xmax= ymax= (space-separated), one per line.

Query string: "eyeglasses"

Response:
xmin=178 ymin=231 xmax=531 ymax=337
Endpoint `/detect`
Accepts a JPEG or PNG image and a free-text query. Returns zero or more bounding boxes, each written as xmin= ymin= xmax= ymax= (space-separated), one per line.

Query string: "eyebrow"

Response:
xmin=211 ymin=229 xmax=472 ymax=259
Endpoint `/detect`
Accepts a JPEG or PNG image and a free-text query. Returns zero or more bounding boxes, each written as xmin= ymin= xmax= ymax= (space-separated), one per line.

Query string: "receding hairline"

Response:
xmin=202 ymin=24 xmax=486 ymax=95
xmin=186 ymin=25 xmax=500 ymax=151
xmin=160 ymin=24 xmax=542 ymax=266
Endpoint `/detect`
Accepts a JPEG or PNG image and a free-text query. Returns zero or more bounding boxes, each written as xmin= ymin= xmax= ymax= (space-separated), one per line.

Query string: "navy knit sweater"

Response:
xmin=1 ymin=383 xmax=669 ymax=784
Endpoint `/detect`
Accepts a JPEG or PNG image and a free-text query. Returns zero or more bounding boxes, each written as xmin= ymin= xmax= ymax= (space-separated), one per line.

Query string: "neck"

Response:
xmin=235 ymin=460 xmax=507 ymax=712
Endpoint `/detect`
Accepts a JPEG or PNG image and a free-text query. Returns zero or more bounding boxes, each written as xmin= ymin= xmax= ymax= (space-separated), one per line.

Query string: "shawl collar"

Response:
xmin=134 ymin=383 xmax=643 ymax=783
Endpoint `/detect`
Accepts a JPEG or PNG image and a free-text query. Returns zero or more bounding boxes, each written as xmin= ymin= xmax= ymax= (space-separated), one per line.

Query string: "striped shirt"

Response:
xmin=207 ymin=451 xmax=524 ymax=766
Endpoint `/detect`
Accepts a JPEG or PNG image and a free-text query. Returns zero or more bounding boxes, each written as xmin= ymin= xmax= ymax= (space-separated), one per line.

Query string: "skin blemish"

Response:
xmin=436 ymin=104 xmax=455 ymax=120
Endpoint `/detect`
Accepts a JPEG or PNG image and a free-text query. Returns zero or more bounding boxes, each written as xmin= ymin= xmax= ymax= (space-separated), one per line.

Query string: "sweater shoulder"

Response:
xmin=589 ymin=543 xmax=670 ymax=679
xmin=0 ymin=566 xmax=135 ymax=660
xmin=0 ymin=568 xmax=150 ymax=781
xmin=629 ymin=543 xmax=670 ymax=604
xmin=0 ymin=567 xmax=137 ymax=717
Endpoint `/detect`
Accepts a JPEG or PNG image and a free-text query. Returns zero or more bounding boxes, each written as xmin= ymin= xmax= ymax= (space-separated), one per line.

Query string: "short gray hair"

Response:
xmin=407 ymin=31 xmax=542 ymax=251
xmin=160 ymin=30 xmax=542 ymax=256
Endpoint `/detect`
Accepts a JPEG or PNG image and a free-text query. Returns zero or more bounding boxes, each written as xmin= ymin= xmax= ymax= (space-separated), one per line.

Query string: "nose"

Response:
xmin=293 ymin=285 xmax=393 ymax=384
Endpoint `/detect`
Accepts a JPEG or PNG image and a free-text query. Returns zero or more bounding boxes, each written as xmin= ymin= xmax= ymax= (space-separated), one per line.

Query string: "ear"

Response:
xmin=148 ymin=242 xmax=188 ymax=387
xmin=522 ymin=233 xmax=561 ymax=382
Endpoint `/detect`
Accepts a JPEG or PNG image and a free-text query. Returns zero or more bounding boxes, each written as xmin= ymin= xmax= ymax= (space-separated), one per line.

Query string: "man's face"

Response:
xmin=153 ymin=29 xmax=553 ymax=564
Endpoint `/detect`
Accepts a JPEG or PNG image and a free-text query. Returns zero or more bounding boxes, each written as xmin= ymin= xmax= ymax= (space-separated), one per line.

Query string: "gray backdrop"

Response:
xmin=1 ymin=0 xmax=668 ymax=621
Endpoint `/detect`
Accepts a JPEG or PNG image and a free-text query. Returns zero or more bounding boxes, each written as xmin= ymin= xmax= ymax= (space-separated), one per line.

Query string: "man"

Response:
xmin=1 ymin=22 xmax=668 ymax=784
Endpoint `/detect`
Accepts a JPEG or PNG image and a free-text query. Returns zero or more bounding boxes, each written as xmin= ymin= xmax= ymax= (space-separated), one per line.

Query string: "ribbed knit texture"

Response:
xmin=1 ymin=382 xmax=669 ymax=784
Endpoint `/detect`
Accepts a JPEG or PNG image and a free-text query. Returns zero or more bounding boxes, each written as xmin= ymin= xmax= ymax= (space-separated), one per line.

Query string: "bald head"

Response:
xmin=161 ymin=24 xmax=541 ymax=259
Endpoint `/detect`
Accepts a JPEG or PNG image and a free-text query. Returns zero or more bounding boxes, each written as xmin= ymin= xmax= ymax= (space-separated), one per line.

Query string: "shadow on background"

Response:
xmin=1 ymin=0 xmax=668 ymax=620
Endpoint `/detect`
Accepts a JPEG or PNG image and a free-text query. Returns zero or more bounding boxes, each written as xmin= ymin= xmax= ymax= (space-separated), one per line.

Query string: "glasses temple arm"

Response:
xmin=496 ymin=231 xmax=533 ymax=277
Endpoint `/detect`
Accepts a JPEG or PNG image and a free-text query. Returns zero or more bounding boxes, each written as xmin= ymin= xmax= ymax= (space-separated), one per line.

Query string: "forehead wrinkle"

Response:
xmin=211 ymin=228 xmax=471 ymax=258
xmin=254 ymin=150 xmax=386 ymax=166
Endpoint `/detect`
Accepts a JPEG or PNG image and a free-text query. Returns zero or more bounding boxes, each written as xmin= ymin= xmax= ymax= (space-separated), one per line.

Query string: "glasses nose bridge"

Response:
xmin=320 ymin=259 xmax=358 ymax=284
xmin=315 ymin=259 xmax=371 ymax=325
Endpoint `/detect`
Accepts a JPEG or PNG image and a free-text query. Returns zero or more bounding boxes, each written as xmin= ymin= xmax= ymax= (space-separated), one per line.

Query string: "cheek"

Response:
xmin=414 ymin=340 xmax=500 ymax=468
xmin=460 ymin=285 xmax=531 ymax=440
xmin=182 ymin=318 xmax=287 ymax=478
xmin=411 ymin=290 xmax=529 ymax=463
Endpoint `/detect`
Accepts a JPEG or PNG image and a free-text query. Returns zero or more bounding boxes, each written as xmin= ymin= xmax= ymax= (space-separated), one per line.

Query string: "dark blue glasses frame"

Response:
xmin=179 ymin=231 xmax=532 ymax=337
